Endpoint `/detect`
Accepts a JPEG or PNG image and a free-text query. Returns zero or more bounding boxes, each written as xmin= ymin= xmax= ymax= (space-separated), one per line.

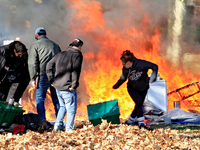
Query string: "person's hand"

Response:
xmin=112 ymin=85 xmax=118 ymax=89
xmin=68 ymin=88 xmax=75 ymax=91
xmin=30 ymin=80 xmax=37 ymax=88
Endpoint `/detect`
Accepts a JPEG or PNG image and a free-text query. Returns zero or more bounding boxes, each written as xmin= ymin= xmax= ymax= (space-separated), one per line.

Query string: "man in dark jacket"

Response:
xmin=46 ymin=38 xmax=83 ymax=132
xmin=0 ymin=41 xmax=30 ymax=106
xmin=28 ymin=27 xmax=61 ymax=124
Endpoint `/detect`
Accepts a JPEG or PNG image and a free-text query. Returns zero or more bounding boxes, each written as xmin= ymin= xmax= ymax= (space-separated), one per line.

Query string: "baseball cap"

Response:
xmin=69 ymin=39 xmax=84 ymax=47
xmin=35 ymin=27 xmax=46 ymax=34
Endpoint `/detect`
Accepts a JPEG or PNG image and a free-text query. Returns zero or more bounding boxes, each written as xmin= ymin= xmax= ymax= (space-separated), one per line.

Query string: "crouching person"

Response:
xmin=46 ymin=39 xmax=84 ymax=132
xmin=113 ymin=50 xmax=158 ymax=128
xmin=0 ymin=41 xmax=30 ymax=107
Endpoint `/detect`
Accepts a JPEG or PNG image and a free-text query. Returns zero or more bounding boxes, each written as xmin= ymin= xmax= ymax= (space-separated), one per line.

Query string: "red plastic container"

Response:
xmin=12 ymin=124 xmax=25 ymax=134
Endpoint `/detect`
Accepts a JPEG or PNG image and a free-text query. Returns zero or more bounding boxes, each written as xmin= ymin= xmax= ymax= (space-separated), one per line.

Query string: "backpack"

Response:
xmin=13 ymin=113 xmax=40 ymax=131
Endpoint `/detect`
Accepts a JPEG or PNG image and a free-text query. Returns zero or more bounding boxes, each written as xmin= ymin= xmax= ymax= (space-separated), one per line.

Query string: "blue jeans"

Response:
xmin=36 ymin=74 xmax=60 ymax=123
xmin=54 ymin=89 xmax=77 ymax=131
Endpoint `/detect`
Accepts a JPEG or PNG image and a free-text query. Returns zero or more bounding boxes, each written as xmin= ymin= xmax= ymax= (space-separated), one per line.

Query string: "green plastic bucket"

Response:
xmin=0 ymin=101 xmax=25 ymax=127
xmin=87 ymin=99 xmax=120 ymax=126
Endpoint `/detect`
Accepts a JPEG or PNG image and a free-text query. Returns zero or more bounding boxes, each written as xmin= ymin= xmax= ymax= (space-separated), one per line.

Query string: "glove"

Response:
xmin=112 ymin=85 xmax=118 ymax=89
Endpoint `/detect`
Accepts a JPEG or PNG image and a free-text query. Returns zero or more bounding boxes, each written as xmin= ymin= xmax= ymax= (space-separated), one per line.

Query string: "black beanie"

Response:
xmin=69 ymin=39 xmax=84 ymax=47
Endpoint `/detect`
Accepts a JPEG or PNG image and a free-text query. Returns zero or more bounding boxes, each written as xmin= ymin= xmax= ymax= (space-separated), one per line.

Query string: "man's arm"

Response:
xmin=28 ymin=45 xmax=39 ymax=81
xmin=46 ymin=54 xmax=57 ymax=84
xmin=71 ymin=55 xmax=83 ymax=89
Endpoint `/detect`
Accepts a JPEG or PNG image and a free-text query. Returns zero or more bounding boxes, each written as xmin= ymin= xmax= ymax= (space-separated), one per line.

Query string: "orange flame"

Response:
xmin=21 ymin=0 xmax=200 ymax=121
xmin=67 ymin=0 xmax=200 ymax=118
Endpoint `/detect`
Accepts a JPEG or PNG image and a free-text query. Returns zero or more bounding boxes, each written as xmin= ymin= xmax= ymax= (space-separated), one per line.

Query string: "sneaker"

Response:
xmin=73 ymin=124 xmax=77 ymax=130
xmin=57 ymin=126 xmax=65 ymax=131
xmin=13 ymin=102 xmax=23 ymax=108
xmin=38 ymin=120 xmax=47 ymax=133
xmin=53 ymin=128 xmax=62 ymax=133
xmin=131 ymin=121 xmax=138 ymax=125
xmin=139 ymin=123 xmax=146 ymax=129
xmin=139 ymin=123 xmax=152 ymax=130
xmin=46 ymin=121 xmax=54 ymax=132
xmin=53 ymin=124 xmax=65 ymax=132
xmin=123 ymin=120 xmax=131 ymax=125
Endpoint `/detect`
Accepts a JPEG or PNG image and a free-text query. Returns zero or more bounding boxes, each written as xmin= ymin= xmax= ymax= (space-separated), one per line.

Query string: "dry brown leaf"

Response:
xmin=0 ymin=121 xmax=200 ymax=149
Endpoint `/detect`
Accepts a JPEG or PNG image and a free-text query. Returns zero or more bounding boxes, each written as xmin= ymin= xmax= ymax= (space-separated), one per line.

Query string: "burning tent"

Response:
xmin=144 ymin=81 xmax=200 ymax=124
xmin=154 ymin=108 xmax=200 ymax=124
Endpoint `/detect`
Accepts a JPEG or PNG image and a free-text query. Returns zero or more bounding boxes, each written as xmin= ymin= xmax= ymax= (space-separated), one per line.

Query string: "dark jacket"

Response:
xmin=28 ymin=36 xmax=61 ymax=80
xmin=46 ymin=47 xmax=83 ymax=91
xmin=0 ymin=42 xmax=30 ymax=101
xmin=0 ymin=42 xmax=29 ymax=83
xmin=113 ymin=58 xmax=158 ymax=91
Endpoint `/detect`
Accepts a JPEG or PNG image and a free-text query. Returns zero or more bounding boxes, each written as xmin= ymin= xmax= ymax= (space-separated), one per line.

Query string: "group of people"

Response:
xmin=0 ymin=27 xmax=84 ymax=132
xmin=0 ymin=26 xmax=158 ymax=131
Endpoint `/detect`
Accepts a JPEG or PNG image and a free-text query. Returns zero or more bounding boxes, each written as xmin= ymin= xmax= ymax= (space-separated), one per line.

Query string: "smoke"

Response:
xmin=0 ymin=0 xmax=173 ymax=56
xmin=167 ymin=0 xmax=186 ymax=67
xmin=0 ymin=0 xmax=198 ymax=56
xmin=0 ymin=0 xmax=69 ymax=49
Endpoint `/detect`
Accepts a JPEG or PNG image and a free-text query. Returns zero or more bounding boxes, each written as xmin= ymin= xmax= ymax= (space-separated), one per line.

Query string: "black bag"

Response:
xmin=13 ymin=113 xmax=40 ymax=131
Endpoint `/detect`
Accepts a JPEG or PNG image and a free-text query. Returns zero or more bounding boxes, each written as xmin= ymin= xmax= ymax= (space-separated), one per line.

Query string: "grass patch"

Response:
xmin=150 ymin=123 xmax=200 ymax=131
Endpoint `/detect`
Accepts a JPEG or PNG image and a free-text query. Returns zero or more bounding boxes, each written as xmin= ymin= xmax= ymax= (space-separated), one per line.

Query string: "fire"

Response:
xmin=22 ymin=86 xmax=57 ymax=121
xmin=22 ymin=85 xmax=88 ymax=121
xmin=67 ymin=0 xmax=200 ymax=118
xmin=21 ymin=0 xmax=200 ymax=121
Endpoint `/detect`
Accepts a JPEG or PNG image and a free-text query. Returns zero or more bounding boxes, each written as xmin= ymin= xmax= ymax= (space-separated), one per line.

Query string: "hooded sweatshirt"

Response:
xmin=113 ymin=58 xmax=158 ymax=91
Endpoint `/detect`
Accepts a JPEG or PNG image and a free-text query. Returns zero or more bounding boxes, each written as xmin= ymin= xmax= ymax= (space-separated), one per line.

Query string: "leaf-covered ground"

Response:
xmin=0 ymin=120 xmax=200 ymax=150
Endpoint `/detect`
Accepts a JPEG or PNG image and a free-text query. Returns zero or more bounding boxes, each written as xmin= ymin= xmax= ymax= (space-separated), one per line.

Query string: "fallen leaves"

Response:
xmin=0 ymin=120 xmax=200 ymax=150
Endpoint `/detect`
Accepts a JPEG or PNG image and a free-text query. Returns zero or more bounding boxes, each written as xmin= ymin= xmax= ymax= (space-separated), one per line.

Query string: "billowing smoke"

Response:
xmin=0 ymin=0 xmax=170 ymax=49
xmin=0 ymin=0 xmax=69 ymax=48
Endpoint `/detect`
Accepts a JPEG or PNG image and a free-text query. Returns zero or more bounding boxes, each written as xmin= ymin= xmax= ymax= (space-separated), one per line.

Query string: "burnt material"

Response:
xmin=167 ymin=82 xmax=200 ymax=101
